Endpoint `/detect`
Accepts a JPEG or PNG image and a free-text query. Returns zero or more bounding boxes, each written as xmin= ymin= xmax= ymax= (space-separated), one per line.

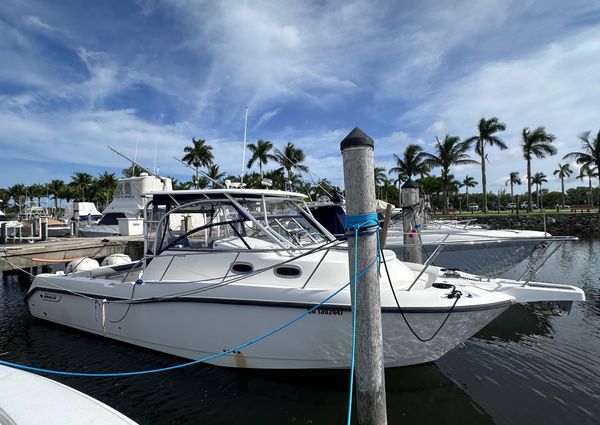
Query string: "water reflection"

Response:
xmin=474 ymin=304 xmax=553 ymax=342
xmin=1 ymin=237 xmax=599 ymax=424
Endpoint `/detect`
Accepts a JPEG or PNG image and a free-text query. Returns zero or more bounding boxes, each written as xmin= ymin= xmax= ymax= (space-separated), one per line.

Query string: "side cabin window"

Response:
xmin=98 ymin=212 xmax=127 ymax=225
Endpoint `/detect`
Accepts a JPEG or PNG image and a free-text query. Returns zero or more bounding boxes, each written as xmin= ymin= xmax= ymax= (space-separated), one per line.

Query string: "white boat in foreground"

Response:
xmin=27 ymin=189 xmax=584 ymax=369
xmin=0 ymin=364 xmax=138 ymax=425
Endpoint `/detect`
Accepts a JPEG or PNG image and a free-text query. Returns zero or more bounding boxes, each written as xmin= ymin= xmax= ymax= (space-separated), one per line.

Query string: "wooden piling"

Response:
xmin=401 ymin=179 xmax=423 ymax=264
xmin=340 ymin=128 xmax=387 ymax=425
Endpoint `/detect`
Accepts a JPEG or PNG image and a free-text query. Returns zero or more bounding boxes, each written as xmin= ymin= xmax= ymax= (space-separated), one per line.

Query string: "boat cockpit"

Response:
xmin=145 ymin=190 xmax=336 ymax=255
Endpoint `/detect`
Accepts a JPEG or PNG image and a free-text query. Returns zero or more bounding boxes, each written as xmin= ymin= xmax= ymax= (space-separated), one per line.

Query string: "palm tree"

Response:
xmin=182 ymin=138 xmax=214 ymax=188
xmin=521 ymin=127 xmax=557 ymax=212
xmin=531 ymin=172 xmax=547 ymax=209
xmin=553 ymin=163 xmax=572 ymax=208
xmin=7 ymin=184 xmax=27 ymax=209
xmin=206 ymin=164 xmax=226 ymax=188
xmin=191 ymin=175 xmax=209 ymax=189
xmin=47 ymin=179 xmax=65 ymax=211
xmin=29 ymin=183 xmax=47 ymax=207
xmin=423 ymin=135 xmax=477 ymax=213
xmin=389 ymin=144 xmax=429 ymax=184
xmin=563 ymin=130 xmax=600 ymax=213
xmin=274 ymin=143 xmax=309 ymax=182
xmin=505 ymin=171 xmax=522 ymax=199
xmin=577 ymin=164 xmax=598 ymax=206
xmin=461 ymin=175 xmax=477 ymax=206
xmin=247 ymin=139 xmax=277 ymax=178
xmin=464 ymin=117 xmax=507 ymax=212
xmin=96 ymin=171 xmax=118 ymax=208
xmin=374 ymin=166 xmax=386 ymax=199
xmin=71 ymin=172 xmax=95 ymax=201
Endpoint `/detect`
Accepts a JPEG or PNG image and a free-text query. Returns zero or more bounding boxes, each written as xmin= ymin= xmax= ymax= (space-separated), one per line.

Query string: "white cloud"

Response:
xmin=403 ymin=26 xmax=600 ymax=192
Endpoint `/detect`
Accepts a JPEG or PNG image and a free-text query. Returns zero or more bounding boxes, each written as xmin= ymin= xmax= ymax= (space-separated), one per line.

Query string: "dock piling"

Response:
xmin=340 ymin=128 xmax=388 ymax=425
xmin=0 ymin=223 xmax=6 ymax=245
xmin=401 ymin=179 xmax=423 ymax=264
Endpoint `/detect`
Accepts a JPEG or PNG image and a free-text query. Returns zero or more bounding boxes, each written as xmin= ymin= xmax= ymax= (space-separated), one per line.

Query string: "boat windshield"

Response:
xmin=154 ymin=196 xmax=330 ymax=253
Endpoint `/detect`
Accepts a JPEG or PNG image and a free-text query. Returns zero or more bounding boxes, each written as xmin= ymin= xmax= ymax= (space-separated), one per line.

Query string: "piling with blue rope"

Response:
xmin=340 ymin=128 xmax=388 ymax=425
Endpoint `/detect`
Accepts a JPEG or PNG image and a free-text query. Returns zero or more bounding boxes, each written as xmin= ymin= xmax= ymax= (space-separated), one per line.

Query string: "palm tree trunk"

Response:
xmin=589 ymin=176 xmax=593 ymax=206
xmin=527 ymin=159 xmax=532 ymax=212
xmin=481 ymin=146 xmax=487 ymax=213
xmin=466 ymin=188 xmax=469 ymax=206
xmin=195 ymin=167 xmax=199 ymax=189
xmin=597 ymin=174 xmax=600 ymax=214
xmin=561 ymin=178 xmax=565 ymax=208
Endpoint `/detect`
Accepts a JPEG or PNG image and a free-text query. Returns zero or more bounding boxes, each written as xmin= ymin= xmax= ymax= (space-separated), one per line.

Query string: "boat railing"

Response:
xmin=405 ymin=235 xmax=577 ymax=290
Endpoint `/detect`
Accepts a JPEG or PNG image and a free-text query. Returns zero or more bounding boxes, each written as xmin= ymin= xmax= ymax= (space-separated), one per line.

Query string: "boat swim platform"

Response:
xmin=0 ymin=236 xmax=144 ymax=272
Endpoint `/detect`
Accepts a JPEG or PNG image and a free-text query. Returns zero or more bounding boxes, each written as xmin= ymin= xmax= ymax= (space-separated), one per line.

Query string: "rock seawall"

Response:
xmin=470 ymin=213 xmax=600 ymax=235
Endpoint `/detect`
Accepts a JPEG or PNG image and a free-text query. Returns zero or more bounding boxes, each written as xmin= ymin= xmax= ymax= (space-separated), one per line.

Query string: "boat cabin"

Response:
xmin=144 ymin=189 xmax=336 ymax=255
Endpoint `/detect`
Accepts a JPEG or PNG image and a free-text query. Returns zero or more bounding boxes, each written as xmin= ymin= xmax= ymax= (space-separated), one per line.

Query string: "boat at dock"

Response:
xmin=0 ymin=364 xmax=138 ymax=424
xmin=311 ymin=202 xmax=564 ymax=276
xmin=26 ymin=189 xmax=584 ymax=369
xmin=78 ymin=173 xmax=172 ymax=237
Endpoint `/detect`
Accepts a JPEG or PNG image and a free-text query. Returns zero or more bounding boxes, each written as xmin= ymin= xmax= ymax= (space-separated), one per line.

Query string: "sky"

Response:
xmin=1 ymin=0 xmax=600 ymax=194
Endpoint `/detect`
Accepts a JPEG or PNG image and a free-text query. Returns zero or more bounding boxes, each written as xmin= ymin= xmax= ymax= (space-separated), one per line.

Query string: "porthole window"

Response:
xmin=274 ymin=266 xmax=302 ymax=278
xmin=231 ymin=262 xmax=253 ymax=273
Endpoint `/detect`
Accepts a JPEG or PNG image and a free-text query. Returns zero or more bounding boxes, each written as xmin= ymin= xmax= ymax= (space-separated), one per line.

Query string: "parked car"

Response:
xmin=467 ymin=203 xmax=479 ymax=211
xmin=506 ymin=202 xmax=517 ymax=209
xmin=520 ymin=201 xmax=537 ymax=209
xmin=490 ymin=202 xmax=504 ymax=210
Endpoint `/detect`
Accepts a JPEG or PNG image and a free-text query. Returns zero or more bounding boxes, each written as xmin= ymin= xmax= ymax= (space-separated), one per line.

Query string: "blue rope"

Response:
xmin=0 ymin=258 xmax=380 ymax=378
xmin=345 ymin=212 xmax=381 ymax=425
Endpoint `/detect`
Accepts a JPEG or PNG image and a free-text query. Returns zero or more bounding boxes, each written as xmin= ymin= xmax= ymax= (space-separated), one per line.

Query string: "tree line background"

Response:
xmin=1 ymin=117 xmax=599 ymax=216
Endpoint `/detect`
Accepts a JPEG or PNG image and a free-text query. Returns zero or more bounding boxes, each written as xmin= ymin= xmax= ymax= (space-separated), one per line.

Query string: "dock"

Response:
xmin=0 ymin=236 xmax=144 ymax=272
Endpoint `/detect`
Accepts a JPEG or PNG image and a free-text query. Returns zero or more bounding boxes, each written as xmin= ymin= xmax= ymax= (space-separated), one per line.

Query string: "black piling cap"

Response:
xmin=340 ymin=127 xmax=374 ymax=151
xmin=401 ymin=178 xmax=418 ymax=189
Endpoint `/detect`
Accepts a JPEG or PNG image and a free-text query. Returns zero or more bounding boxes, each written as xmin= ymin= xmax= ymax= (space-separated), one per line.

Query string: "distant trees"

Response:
xmin=423 ymin=135 xmax=477 ymax=213
xmin=577 ymin=164 xmax=598 ymax=206
xmin=389 ymin=144 xmax=429 ymax=184
xmin=206 ymin=164 xmax=226 ymax=188
xmin=531 ymin=172 xmax=548 ymax=209
xmin=461 ymin=175 xmax=477 ymax=206
xmin=553 ymin=163 xmax=572 ymax=208
xmin=182 ymin=138 xmax=214 ymax=188
xmin=48 ymin=179 xmax=65 ymax=210
xmin=464 ymin=117 xmax=507 ymax=212
xmin=521 ymin=127 xmax=557 ymax=212
xmin=247 ymin=139 xmax=277 ymax=178
xmin=564 ymin=130 xmax=600 ymax=213
xmin=505 ymin=171 xmax=522 ymax=200
xmin=274 ymin=143 xmax=309 ymax=182
xmin=70 ymin=172 xmax=94 ymax=202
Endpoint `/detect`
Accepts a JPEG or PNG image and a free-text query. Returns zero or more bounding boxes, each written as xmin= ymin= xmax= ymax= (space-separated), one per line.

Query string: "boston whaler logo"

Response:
xmin=40 ymin=292 xmax=62 ymax=302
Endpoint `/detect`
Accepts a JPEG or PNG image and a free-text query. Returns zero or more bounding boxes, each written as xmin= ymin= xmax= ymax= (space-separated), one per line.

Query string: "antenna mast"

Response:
xmin=240 ymin=106 xmax=248 ymax=184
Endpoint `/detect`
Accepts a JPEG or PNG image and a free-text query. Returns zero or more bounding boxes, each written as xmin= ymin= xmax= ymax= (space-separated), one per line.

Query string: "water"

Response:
xmin=1 ymin=239 xmax=599 ymax=424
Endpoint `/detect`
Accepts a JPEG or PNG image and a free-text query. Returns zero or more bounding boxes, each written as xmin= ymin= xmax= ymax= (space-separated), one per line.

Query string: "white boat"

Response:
xmin=26 ymin=189 xmax=584 ymax=369
xmin=64 ymin=201 xmax=103 ymax=224
xmin=384 ymin=226 xmax=561 ymax=276
xmin=0 ymin=209 xmax=23 ymax=240
xmin=311 ymin=203 xmax=562 ymax=276
xmin=79 ymin=173 xmax=172 ymax=237
xmin=0 ymin=364 xmax=138 ymax=424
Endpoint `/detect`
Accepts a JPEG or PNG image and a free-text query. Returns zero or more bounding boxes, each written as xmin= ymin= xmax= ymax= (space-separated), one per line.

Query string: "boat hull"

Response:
xmin=27 ymin=285 xmax=509 ymax=369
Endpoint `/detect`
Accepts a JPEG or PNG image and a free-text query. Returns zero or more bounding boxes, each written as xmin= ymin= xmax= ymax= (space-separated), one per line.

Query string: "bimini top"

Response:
xmin=145 ymin=188 xmax=307 ymax=205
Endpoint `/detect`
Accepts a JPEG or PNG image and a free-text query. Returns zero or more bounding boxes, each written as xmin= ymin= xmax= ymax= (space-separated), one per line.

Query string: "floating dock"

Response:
xmin=0 ymin=236 xmax=144 ymax=272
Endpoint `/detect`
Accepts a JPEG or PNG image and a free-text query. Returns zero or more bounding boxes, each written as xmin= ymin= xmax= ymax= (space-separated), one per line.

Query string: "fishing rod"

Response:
xmin=107 ymin=146 xmax=168 ymax=183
